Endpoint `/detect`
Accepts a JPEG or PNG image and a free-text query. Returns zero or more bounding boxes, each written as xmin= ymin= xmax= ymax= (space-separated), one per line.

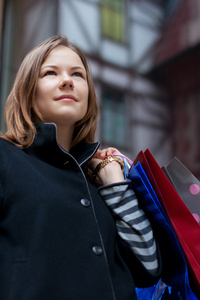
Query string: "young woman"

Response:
xmin=0 ymin=35 xmax=161 ymax=299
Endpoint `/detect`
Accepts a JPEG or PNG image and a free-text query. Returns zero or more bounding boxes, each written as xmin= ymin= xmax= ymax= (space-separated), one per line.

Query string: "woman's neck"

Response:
xmin=56 ymin=125 xmax=74 ymax=152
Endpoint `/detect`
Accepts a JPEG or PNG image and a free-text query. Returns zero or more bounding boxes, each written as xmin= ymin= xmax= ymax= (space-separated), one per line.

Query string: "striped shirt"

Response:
xmin=99 ymin=181 xmax=158 ymax=275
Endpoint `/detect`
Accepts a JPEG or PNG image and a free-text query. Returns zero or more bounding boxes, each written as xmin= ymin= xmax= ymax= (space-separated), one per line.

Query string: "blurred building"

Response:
xmin=148 ymin=0 xmax=200 ymax=177
xmin=0 ymin=0 xmax=195 ymax=169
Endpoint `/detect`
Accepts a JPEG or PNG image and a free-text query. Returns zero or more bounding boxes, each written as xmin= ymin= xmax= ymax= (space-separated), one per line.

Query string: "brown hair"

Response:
xmin=1 ymin=35 xmax=99 ymax=148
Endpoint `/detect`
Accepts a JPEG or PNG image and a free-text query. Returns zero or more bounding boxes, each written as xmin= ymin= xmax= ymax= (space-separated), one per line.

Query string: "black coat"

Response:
xmin=0 ymin=123 xmax=161 ymax=300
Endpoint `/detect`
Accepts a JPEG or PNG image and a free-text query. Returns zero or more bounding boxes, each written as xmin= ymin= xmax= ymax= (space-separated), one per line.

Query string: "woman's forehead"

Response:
xmin=42 ymin=45 xmax=85 ymax=69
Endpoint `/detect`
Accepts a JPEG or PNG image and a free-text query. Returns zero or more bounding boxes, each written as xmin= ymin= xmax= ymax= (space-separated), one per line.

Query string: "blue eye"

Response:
xmin=73 ymin=72 xmax=83 ymax=77
xmin=44 ymin=70 xmax=56 ymax=76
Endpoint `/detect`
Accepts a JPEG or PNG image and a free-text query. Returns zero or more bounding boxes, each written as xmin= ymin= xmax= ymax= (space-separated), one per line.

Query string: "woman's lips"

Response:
xmin=55 ymin=94 xmax=77 ymax=101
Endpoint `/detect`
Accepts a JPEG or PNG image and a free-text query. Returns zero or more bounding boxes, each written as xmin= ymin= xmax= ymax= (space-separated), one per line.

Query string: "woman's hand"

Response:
xmin=89 ymin=148 xmax=125 ymax=186
xmin=93 ymin=147 xmax=120 ymax=160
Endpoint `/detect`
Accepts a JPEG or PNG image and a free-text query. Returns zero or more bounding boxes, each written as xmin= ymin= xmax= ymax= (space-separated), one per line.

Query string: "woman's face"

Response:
xmin=35 ymin=45 xmax=89 ymax=128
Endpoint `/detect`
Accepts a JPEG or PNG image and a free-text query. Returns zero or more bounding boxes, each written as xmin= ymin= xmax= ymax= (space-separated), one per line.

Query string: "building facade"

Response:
xmin=148 ymin=0 xmax=200 ymax=177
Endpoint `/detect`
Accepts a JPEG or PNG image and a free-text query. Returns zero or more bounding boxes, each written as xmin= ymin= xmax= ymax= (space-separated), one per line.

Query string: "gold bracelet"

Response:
xmin=94 ymin=156 xmax=124 ymax=177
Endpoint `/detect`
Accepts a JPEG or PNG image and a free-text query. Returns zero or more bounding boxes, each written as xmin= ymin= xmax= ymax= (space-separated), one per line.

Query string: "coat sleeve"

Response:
xmin=98 ymin=180 xmax=162 ymax=285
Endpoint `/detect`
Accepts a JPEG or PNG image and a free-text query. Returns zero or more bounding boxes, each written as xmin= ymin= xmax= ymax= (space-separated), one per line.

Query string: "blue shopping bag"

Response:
xmin=128 ymin=162 xmax=198 ymax=300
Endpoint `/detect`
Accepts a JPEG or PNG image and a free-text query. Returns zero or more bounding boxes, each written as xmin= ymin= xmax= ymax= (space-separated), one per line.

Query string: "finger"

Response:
xmin=98 ymin=149 xmax=107 ymax=158
xmin=106 ymin=148 xmax=115 ymax=156
xmin=106 ymin=147 xmax=120 ymax=156
xmin=96 ymin=147 xmax=121 ymax=159
xmin=93 ymin=149 xmax=101 ymax=159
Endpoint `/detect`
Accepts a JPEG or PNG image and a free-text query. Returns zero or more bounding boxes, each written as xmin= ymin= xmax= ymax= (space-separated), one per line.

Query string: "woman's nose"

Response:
xmin=59 ymin=77 xmax=74 ymax=89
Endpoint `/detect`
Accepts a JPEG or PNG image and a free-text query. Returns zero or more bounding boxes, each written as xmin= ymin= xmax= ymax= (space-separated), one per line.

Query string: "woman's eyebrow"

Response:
xmin=40 ymin=65 xmax=58 ymax=70
xmin=40 ymin=65 xmax=86 ymax=72
xmin=71 ymin=66 xmax=86 ymax=72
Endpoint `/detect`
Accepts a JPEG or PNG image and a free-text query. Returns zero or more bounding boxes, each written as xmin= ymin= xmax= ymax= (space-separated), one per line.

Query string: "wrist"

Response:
xmin=94 ymin=156 xmax=124 ymax=177
xmin=94 ymin=156 xmax=125 ymax=185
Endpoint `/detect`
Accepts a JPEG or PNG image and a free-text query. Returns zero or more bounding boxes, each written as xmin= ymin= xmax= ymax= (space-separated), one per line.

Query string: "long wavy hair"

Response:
xmin=1 ymin=35 xmax=99 ymax=148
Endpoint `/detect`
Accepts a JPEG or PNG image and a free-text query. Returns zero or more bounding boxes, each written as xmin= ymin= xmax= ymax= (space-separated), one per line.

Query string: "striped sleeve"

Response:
xmin=99 ymin=181 xmax=159 ymax=275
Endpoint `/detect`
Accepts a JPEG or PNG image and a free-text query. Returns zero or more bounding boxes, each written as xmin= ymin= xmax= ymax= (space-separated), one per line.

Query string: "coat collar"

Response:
xmin=24 ymin=123 xmax=100 ymax=167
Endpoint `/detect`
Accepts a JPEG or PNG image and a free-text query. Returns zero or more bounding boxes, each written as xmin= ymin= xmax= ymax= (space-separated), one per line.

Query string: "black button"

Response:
xmin=92 ymin=246 xmax=103 ymax=256
xmin=80 ymin=198 xmax=90 ymax=207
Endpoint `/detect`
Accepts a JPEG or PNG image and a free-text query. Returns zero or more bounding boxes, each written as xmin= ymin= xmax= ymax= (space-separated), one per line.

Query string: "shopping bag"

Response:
xmin=162 ymin=157 xmax=200 ymax=223
xmin=134 ymin=150 xmax=200 ymax=297
xmin=128 ymin=163 xmax=197 ymax=299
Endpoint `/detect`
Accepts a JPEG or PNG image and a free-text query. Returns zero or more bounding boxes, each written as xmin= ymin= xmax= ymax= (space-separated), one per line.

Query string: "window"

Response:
xmin=101 ymin=0 xmax=124 ymax=42
xmin=101 ymin=87 xmax=127 ymax=147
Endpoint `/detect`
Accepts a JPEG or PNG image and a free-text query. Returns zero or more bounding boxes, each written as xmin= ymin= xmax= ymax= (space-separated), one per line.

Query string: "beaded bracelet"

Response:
xmin=94 ymin=156 xmax=124 ymax=177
